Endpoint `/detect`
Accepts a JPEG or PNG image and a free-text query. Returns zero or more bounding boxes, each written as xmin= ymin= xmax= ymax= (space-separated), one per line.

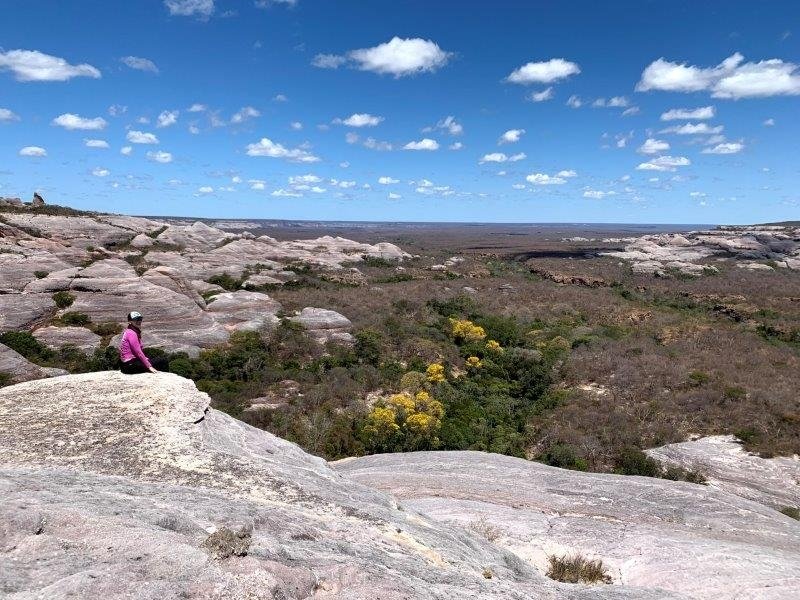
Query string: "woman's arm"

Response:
xmin=128 ymin=331 xmax=154 ymax=371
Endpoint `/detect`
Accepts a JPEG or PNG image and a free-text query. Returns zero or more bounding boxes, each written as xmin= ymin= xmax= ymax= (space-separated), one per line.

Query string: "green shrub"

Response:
xmin=359 ymin=255 xmax=395 ymax=268
xmin=34 ymin=270 xmax=48 ymax=279
xmin=52 ymin=291 xmax=75 ymax=309
xmin=546 ymin=554 xmax=611 ymax=584
xmin=539 ymin=443 xmax=588 ymax=471
xmin=723 ymin=386 xmax=746 ymax=400
xmin=0 ymin=371 xmax=12 ymax=387
xmin=735 ymin=427 xmax=759 ymax=444
xmin=614 ymin=448 xmax=662 ymax=477
xmin=780 ymin=506 xmax=800 ymax=520
xmin=89 ymin=322 xmax=122 ymax=337
xmin=208 ymin=272 xmax=242 ymax=291
xmin=60 ymin=312 xmax=91 ymax=326
xmin=355 ymin=329 xmax=383 ymax=366
xmin=0 ymin=331 xmax=54 ymax=362
xmin=688 ymin=370 xmax=710 ymax=386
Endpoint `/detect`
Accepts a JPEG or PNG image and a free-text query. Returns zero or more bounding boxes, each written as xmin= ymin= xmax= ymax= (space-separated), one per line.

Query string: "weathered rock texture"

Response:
xmin=337 ymin=451 xmax=800 ymax=600
xmin=31 ymin=326 xmax=102 ymax=354
xmin=603 ymin=225 xmax=800 ymax=276
xmin=0 ymin=343 xmax=67 ymax=383
xmin=0 ymin=373 xmax=667 ymax=599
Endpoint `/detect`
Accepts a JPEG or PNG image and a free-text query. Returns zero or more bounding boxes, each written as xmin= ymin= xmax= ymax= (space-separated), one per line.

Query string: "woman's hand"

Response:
xmin=149 ymin=366 xmax=158 ymax=374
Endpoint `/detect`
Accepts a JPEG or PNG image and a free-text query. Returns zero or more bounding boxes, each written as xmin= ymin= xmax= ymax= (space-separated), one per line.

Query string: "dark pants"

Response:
xmin=120 ymin=356 xmax=168 ymax=374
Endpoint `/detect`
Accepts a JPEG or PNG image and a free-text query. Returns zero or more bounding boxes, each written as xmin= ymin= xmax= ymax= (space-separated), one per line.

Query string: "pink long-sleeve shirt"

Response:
xmin=119 ymin=327 xmax=152 ymax=369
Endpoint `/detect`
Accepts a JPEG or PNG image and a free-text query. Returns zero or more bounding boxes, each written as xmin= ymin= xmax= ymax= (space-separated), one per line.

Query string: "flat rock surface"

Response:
xmin=0 ymin=294 xmax=54 ymax=333
xmin=336 ymin=450 xmax=800 ymax=600
xmin=0 ymin=373 xmax=666 ymax=599
xmin=290 ymin=307 xmax=354 ymax=344
xmin=647 ymin=435 xmax=800 ymax=511
xmin=0 ymin=342 xmax=66 ymax=383
xmin=32 ymin=326 xmax=102 ymax=354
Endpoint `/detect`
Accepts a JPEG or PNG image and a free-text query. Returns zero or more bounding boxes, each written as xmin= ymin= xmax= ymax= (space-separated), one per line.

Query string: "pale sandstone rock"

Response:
xmin=129 ymin=233 xmax=155 ymax=248
xmin=0 ymin=342 xmax=67 ymax=383
xmin=32 ymin=326 xmax=102 ymax=354
xmin=337 ymin=451 xmax=800 ymax=600
xmin=0 ymin=294 xmax=54 ymax=333
xmin=205 ymin=291 xmax=282 ymax=333
xmin=0 ymin=373 xmax=666 ymax=600
xmin=290 ymin=307 xmax=354 ymax=344
xmin=155 ymin=221 xmax=234 ymax=251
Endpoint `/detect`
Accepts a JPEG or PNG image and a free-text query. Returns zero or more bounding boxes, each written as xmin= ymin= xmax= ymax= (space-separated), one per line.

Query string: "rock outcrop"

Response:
xmin=31 ymin=326 xmax=102 ymax=354
xmin=290 ymin=307 xmax=354 ymax=344
xmin=0 ymin=373 xmax=665 ymax=599
xmin=603 ymin=225 xmax=800 ymax=276
xmin=0 ymin=342 xmax=67 ymax=383
xmin=337 ymin=450 xmax=800 ymax=600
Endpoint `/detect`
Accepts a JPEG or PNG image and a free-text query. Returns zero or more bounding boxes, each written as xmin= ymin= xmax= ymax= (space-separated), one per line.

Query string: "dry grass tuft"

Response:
xmin=546 ymin=553 xmax=612 ymax=584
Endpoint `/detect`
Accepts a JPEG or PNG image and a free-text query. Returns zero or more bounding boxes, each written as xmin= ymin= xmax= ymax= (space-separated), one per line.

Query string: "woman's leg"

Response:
xmin=120 ymin=358 xmax=149 ymax=374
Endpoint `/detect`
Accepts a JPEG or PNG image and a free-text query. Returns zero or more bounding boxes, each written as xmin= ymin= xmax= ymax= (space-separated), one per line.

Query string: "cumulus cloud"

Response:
xmin=188 ymin=103 xmax=207 ymax=112
xmin=660 ymin=106 xmax=715 ymax=121
xmin=404 ymin=138 xmax=439 ymax=151
xmin=479 ymin=152 xmax=526 ymax=163
xmin=388 ymin=192 xmax=402 ymax=199
xmin=246 ymin=137 xmax=320 ymax=162
xmin=556 ymin=169 xmax=577 ymax=178
xmin=19 ymin=146 xmax=46 ymax=157
xmin=763 ymin=118 xmax=775 ymax=126
xmin=0 ymin=108 xmax=20 ymax=122
xmin=121 ymin=56 xmax=159 ymax=73
xmin=660 ymin=122 xmax=723 ymax=135
xmin=120 ymin=146 xmax=132 ymax=156
xmin=127 ymin=130 xmax=159 ymax=144
xmin=231 ymin=106 xmax=261 ymax=124
xmin=249 ymin=179 xmax=266 ymax=191
xmin=583 ymin=189 xmax=616 ymax=199
xmin=432 ymin=115 xmax=463 ymax=135
xmin=164 ymin=0 xmax=215 ymax=18
xmin=526 ymin=173 xmax=567 ymax=185
xmin=378 ymin=176 xmax=400 ymax=184
xmin=290 ymin=121 xmax=303 ymax=130
xmin=197 ymin=186 xmax=214 ymax=194
xmin=637 ymin=53 xmax=800 ymax=99
xmin=84 ymin=139 xmax=109 ymax=149
xmin=272 ymin=188 xmax=302 ymax=197
xmin=147 ymin=150 xmax=173 ymax=163
xmin=506 ymin=58 xmax=580 ymax=84
xmin=289 ymin=174 xmax=322 ymax=186
xmin=636 ymin=155 xmax=691 ymax=171
xmin=622 ymin=106 xmax=640 ymax=116
xmin=335 ymin=113 xmax=384 ymax=127
xmin=92 ymin=167 xmax=110 ymax=177
xmin=52 ymin=113 xmax=107 ymax=130
xmin=566 ymin=95 xmax=583 ymax=108
xmin=449 ymin=141 xmax=463 ymax=150
xmin=272 ymin=94 xmax=288 ymax=102
xmin=528 ymin=87 xmax=554 ymax=102
xmin=592 ymin=96 xmax=630 ymax=108
xmin=0 ymin=49 xmax=101 ymax=82
xmin=702 ymin=141 xmax=745 ymax=154
xmin=348 ymin=37 xmax=452 ymax=77
xmin=638 ymin=138 xmax=670 ymax=154
xmin=157 ymin=110 xmax=179 ymax=128
xmin=498 ymin=129 xmax=525 ymax=144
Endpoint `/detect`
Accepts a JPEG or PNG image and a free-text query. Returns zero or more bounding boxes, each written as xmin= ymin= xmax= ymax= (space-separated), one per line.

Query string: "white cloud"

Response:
xmin=449 ymin=141 xmax=463 ymax=150
xmin=583 ymin=189 xmax=615 ymax=199
xmin=763 ymin=118 xmax=775 ymax=126
xmin=404 ymin=138 xmax=439 ymax=151
xmin=164 ymin=0 xmax=214 ymax=18
xmin=379 ymin=176 xmax=400 ymax=184
xmin=121 ymin=56 xmax=159 ymax=73
xmin=120 ymin=146 xmax=132 ymax=156
xmin=512 ymin=183 xmax=526 ymax=190
xmin=188 ymin=103 xmax=207 ymax=112
xmin=636 ymin=155 xmax=691 ymax=171
xmin=0 ymin=108 xmax=20 ymax=122
xmin=336 ymin=113 xmax=384 ymax=127
xmin=528 ymin=87 xmax=554 ymax=102
xmin=231 ymin=106 xmax=261 ymax=124
xmin=188 ymin=124 xmax=200 ymax=134
xmin=622 ymin=106 xmax=640 ymax=116
xmin=348 ymin=37 xmax=452 ymax=77
xmin=638 ymin=138 xmax=670 ymax=154
xmin=506 ymin=58 xmax=580 ymax=84
xmin=345 ymin=132 xmax=359 ymax=144
xmin=84 ymin=139 xmax=109 ymax=149
xmin=332 ymin=179 xmax=356 ymax=188
xmin=660 ymin=106 xmax=715 ymax=121
xmin=593 ymin=96 xmax=630 ymax=108
xmin=660 ymin=122 xmax=723 ymax=135
xmin=702 ymin=141 xmax=744 ymax=154
xmin=363 ymin=137 xmax=393 ymax=151
xmin=197 ymin=186 xmax=214 ymax=194
xmin=388 ymin=192 xmax=402 ymax=199
xmin=0 ymin=49 xmax=101 ymax=82
xmin=127 ymin=130 xmax=159 ymax=144
xmin=157 ymin=110 xmax=179 ymax=128
xmin=480 ymin=152 xmax=527 ymax=164
xmin=272 ymin=188 xmax=302 ymax=197
xmin=249 ymin=179 xmax=266 ymax=191
xmin=637 ymin=53 xmax=800 ymax=99
xmin=434 ymin=115 xmax=463 ymax=135
xmin=52 ymin=113 xmax=107 ymax=131
xmin=92 ymin=167 xmax=110 ymax=177
xmin=566 ymin=95 xmax=583 ymax=108
xmin=231 ymin=176 xmax=242 ymax=184
xmin=526 ymin=173 xmax=567 ymax=185
xmin=556 ymin=169 xmax=577 ymax=178
xmin=312 ymin=54 xmax=348 ymax=69
xmin=499 ymin=129 xmax=525 ymax=144
xmin=147 ymin=150 xmax=173 ymax=163
xmin=137 ymin=116 xmax=150 ymax=124
xmin=289 ymin=174 xmax=322 ymax=185
xmin=290 ymin=121 xmax=303 ymax=130
xmin=272 ymin=94 xmax=288 ymax=102
xmin=246 ymin=138 xmax=320 ymax=162
xmin=339 ymin=161 xmax=350 ymax=168
xmin=108 ymin=104 xmax=127 ymax=117
xmin=689 ymin=191 xmax=707 ymax=198
xmin=19 ymin=146 xmax=46 ymax=157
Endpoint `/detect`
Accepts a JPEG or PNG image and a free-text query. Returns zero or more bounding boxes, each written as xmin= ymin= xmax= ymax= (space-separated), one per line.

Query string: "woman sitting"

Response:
xmin=119 ymin=311 xmax=158 ymax=374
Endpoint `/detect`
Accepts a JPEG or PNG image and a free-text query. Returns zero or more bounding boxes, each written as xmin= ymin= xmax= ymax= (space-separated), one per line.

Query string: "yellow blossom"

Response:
xmin=485 ymin=339 xmax=503 ymax=352
xmin=426 ymin=363 xmax=446 ymax=383
xmin=405 ymin=412 xmax=436 ymax=433
xmin=450 ymin=318 xmax=486 ymax=342
xmin=465 ymin=356 xmax=483 ymax=369
xmin=386 ymin=392 xmax=415 ymax=413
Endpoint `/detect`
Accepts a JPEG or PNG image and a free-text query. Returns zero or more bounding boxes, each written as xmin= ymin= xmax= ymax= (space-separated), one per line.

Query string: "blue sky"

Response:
xmin=1 ymin=0 xmax=798 ymax=223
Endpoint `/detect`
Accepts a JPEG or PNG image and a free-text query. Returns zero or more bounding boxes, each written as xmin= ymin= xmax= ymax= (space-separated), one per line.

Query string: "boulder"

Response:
xmin=129 ymin=233 xmax=155 ymax=249
xmin=290 ymin=307 xmax=354 ymax=344
xmin=206 ymin=290 xmax=281 ymax=333
xmin=0 ymin=342 xmax=66 ymax=383
xmin=0 ymin=294 xmax=54 ymax=333
xmin=337 ymin=450 xmax=800 ymax=599
xmin=31 ymin=192 xmax=45 ymax=207
xmin=0 ymin=372 xmax=658 ymax=599
xmin=32 ymin=326 xmax=102 ymax=354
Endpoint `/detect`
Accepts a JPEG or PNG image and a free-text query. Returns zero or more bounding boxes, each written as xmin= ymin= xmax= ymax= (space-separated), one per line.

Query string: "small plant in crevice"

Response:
xmin=546 ymin=553 xmax=612 ymax=584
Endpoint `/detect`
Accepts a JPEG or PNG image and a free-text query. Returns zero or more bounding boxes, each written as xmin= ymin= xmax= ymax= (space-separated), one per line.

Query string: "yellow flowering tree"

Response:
xmin=426 ymin=362 xmax=446 ymax=383
xmin=485 ymin=339 xmax=503 ymax=353
xmin=450 ymin=318 xmax=487 ymax=343
xmin=465 ymin=356 xmax=483 ymax=369
xmin=363 ymin=390 xmax=444 ymax=452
